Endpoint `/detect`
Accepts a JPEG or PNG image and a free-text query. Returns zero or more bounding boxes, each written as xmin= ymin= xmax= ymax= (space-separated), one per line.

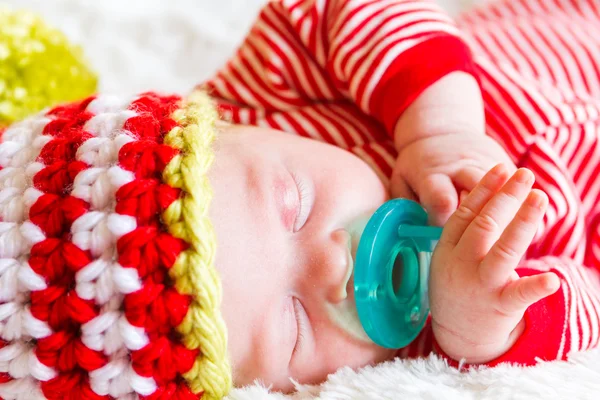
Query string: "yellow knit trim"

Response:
xmin=162 ymin=91 xmax=231 ymax=400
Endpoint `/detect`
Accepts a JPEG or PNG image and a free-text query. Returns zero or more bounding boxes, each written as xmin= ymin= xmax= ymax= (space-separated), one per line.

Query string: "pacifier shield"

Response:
xmin=353 ymin=199 xmax=440 ymax=349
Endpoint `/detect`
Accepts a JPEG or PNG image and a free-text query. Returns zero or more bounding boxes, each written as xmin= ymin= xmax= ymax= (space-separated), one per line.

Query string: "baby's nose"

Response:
xmin=319 ymin=228 xmax=353 ymax=304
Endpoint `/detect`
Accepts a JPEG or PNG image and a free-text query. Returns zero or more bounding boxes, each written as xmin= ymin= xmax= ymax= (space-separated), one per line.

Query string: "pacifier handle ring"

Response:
xmin=397 ymin=225 xmax=443 ymax=240
xmin=390 ymin=245 xmax=419 ymax=300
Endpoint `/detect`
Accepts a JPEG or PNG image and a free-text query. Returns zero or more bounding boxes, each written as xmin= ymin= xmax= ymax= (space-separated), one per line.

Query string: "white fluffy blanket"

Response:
xmin=4 ymin=0 xmax=600 ymax=398
xmin=227 ymin=351 xmax=600 ymax=399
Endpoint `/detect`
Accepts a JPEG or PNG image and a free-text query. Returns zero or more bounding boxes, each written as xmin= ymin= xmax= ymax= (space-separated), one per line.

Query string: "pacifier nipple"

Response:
xmin=346 ymin=212 xmax=372 ymax=261
xmin=325 ymin=218 xmax=376 ymax=344
xmin=325 ymin=300 xmax=373 ymax=344
xmin=330 ymin=229 xmax=354 ymax=302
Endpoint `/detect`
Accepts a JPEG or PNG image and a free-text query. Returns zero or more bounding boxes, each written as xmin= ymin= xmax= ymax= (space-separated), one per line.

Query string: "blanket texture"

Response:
xmin=227 ymin=350 xmax=600 ymax=399
xmin=3 ymin=0 xmax=600 ymax=398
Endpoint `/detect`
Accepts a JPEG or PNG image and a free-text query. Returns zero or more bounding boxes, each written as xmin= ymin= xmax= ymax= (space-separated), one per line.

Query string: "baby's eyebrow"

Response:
xmin=241 ymin=155 xmax=273 ymax=221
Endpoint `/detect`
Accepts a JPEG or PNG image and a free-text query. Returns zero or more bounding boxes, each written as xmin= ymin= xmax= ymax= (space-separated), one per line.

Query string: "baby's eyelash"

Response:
xmin=291 ymin=172 xmax=312 ymax=232
xmin=297 ymin=179 xmax=310 ymax=209
xmin=292 ymin=297 xmax=309 ymax=358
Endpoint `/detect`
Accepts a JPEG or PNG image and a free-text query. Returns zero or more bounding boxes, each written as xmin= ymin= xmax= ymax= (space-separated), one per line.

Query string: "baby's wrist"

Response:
xmin=433 ymin=317 xmax=526 ymax=364
xmin=461 ymin=318 xmax=526 ymax=364
xmin=392 ymin=72 xmax=485 ymax=153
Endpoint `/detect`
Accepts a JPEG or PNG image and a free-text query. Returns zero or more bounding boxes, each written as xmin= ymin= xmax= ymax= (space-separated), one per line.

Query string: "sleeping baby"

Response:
xmin=1 ymin=0 xmax=600 ymax=399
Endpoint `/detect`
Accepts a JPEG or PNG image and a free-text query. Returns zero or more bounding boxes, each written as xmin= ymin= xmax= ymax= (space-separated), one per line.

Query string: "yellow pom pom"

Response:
xmin=0 ymin=8 xmax=98 ymax=126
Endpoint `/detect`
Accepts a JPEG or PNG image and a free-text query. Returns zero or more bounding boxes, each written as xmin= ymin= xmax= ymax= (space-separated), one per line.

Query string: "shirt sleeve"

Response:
xmin=203 ymin=0 xmax=478 ymax=135
xmin=430 ymin=256 xmax=600 ymax=367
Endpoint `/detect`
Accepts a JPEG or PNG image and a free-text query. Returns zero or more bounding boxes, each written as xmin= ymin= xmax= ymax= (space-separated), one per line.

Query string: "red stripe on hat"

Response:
xmin=41 ymin=369 xmax=107 ymax=400
xmin=29 ymin=194 xmax=88 ymax=237
xmin=33 ymin=161 xmax=88 ymax=194
xmin=0 ymin=339 xmax=10 ymax=392
xmin=116 ymin=93 xmax=199 ymax=395
xmin=29 ymin=239 xmax=96 ymax=329
xmin=118 ymin=141 xmax=179 ymax=179
xmin=26 ymin=95 xmax=106 ymax=397
xmin=125 ymin=93 xmax=181 ymax=142
xmin=115 ymin=179 xmax=181 ymax=227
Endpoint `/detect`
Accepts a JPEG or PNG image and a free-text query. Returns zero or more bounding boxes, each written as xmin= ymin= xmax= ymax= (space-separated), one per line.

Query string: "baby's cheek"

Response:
xmin=294 ymin=323 xmax=394 ymax=385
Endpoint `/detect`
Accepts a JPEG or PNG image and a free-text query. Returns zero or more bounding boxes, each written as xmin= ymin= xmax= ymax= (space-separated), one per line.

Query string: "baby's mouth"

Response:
xmin=325 ymin=273 xmax=372 ymax=344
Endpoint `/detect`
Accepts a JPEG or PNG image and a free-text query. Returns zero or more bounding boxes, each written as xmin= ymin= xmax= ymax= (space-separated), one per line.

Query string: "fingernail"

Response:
xmin=546 ymin=274 xmax=560 ymax=292
xmin=527 ymin=191 xmax=545 ymax=208
xmin=490 ymin=164 xmax=507 ymax=182
xmin=516 ymin=169 xmax=533 ymax=183
xmin=492 ymin=164 xmax=506 ymax=176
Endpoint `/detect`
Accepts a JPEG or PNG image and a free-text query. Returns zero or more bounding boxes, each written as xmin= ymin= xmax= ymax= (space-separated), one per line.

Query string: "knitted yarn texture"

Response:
xmin=0 ymin=8 xmax=97 ymax=127
xmin=0 ymin=91 xmax=230 ymax=400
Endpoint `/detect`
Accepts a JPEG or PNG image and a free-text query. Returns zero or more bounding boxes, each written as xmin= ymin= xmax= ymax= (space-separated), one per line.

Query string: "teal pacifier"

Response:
xmin=354 ymin=198 xmax=442 ymax=349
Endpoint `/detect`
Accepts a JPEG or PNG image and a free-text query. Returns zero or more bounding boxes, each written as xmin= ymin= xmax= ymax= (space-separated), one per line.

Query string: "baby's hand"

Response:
xmin=391 ymin=133 xmax=517 ymax=226
xmin=429 ymin=164 xmax=560 ymax=364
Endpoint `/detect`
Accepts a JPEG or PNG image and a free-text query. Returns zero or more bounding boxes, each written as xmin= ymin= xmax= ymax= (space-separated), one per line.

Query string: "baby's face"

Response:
xmin=209 ymin=123 xmax=395 ymax=391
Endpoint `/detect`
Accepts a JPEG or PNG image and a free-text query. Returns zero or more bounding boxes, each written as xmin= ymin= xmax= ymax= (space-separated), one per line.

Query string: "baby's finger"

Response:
xmin=455 ymin=168 xmax=535 ymax=262
xmin=497 ymin=273 xmax=561 ymax=315
xmin=390 ymin=173 xmax=417 ymax=201
xmin=479 ymin=190 xmax=547 ymax=288
xmin=459 ymin=190 xmax=469 ymax=204
xmin=418 ymin=173 xmax=457 ymax=226
xmin=440 ymin=164 xmax=509 ymax=247
xmin=454 ymin=166 xmax=486 ymax=192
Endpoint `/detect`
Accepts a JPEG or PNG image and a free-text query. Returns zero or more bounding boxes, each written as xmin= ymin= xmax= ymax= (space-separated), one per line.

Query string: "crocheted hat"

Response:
xmin=0 ymin=91 xmax=231 ymax=400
